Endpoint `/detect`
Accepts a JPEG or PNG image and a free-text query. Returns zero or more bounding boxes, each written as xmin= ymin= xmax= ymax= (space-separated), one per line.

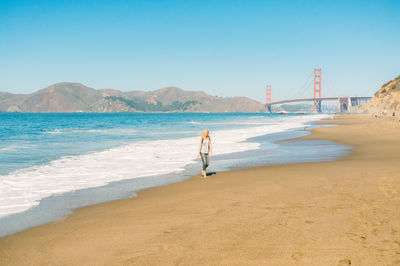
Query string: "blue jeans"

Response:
xmin=200 ymin=153 xmax=209 ymax=171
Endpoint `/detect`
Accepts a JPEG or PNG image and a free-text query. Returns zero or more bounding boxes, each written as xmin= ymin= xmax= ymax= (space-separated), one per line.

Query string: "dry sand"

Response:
xmin=0 ymin=114 xmax=399 ymax=265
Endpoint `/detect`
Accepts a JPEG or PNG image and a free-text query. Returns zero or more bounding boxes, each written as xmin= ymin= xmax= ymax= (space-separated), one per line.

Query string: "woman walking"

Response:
xmin=198 ymin=129 xmax=212 ymax=178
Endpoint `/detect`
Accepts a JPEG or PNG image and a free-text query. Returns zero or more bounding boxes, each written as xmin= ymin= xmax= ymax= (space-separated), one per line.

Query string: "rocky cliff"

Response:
xmin=362 ymin=75 xmax=400 ymax=114
xmin=0 ymin=82 xmax=265 ymax=113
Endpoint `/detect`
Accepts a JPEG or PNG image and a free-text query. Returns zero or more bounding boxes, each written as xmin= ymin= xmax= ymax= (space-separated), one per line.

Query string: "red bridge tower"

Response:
xmin=266 ymin=85 xmax=272 ymax=113
xmin=313 ymin=68 xmax=322 ymax=113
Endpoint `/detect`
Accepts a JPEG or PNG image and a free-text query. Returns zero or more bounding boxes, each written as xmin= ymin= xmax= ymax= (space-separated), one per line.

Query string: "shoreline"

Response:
xmin=1 ymin=114 xmax=399 ymax=265
xmin=0 ymin=116 xmax=346 ymax=238
xmin=0 ymin=113 xmax=326 ymax=222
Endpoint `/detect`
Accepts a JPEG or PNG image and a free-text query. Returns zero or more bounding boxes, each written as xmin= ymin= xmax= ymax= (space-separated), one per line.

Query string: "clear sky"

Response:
xmin=0 ymin=0 xmax=399 ymax=102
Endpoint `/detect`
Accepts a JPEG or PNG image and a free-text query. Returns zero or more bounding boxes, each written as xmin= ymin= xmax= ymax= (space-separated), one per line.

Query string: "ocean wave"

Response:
xmin=0 ymin=114 xmax=327 ymax=218
xmin=44 ymin=129 xmax=63 ymax=134
xmin=44 ymin=128 xmax=137 ymax=135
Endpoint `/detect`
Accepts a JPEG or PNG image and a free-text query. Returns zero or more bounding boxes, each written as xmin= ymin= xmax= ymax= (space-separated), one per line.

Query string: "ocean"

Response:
xmin=0 ymin=113 xmax=348 ymax=236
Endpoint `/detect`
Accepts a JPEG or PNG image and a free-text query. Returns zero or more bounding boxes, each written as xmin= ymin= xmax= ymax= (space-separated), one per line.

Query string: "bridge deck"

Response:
xmin=270 ymin=97 xmax=371 ymax=106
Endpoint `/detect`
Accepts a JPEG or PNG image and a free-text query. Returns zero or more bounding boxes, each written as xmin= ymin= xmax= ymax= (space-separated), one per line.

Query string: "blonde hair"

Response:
xmin=202 ymin=129 xmax=210 ymax=140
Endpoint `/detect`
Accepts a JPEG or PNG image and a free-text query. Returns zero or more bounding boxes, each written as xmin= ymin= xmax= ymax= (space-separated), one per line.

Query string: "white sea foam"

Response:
xmin=0 ymin=147 xmax=14 ymax=151
xmin=0 ymin=115 xmax=327 ymax=218
xmin=0 ymin=144 xmax=36 ymax=152
xmin=45 ymin=128 xmax=137 ymax=135
xmin=45 ymin=129 xmax=63 ymax=134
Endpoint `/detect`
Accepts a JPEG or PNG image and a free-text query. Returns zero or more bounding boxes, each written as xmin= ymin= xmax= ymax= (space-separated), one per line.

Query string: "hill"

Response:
xmin=361 ymin=75 xmax=400 ymax=114
xmin=0 ymin=83 xmax=265 ymax=113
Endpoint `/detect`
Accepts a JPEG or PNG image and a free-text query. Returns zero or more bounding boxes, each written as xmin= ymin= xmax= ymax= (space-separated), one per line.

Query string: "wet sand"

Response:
xmin=0 ymin=114 xmax=399 ymax=265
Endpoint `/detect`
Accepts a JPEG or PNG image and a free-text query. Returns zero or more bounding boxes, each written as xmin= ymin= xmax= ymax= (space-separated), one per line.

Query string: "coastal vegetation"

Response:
xmin=104 ymin=96 xmax=199 ymax=112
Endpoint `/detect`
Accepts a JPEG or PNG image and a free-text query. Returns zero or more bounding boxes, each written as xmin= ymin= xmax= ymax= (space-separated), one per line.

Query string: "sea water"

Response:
xmin=0 ymin=113 xmax=348 ymax=236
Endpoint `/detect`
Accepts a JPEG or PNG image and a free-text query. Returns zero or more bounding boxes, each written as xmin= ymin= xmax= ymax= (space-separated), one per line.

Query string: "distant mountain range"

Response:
xmin=0 ymin=82 xmax=265 ymax=113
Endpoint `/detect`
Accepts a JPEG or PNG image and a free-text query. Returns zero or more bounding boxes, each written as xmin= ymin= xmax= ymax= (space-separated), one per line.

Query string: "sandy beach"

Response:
xmin=0 ymin=114 xmax=399 ymax=265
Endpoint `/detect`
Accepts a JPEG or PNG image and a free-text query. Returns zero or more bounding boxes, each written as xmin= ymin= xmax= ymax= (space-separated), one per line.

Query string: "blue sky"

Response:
xmin=0 ymin=0 xmax=399 ymax=102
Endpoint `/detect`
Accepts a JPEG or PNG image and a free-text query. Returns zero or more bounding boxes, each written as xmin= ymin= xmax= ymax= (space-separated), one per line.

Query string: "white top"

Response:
xmin=201 ymin=137 xmax=210 ymax=154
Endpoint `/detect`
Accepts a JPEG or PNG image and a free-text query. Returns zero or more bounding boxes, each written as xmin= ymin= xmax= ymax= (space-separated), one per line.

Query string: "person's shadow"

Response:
xmin=206 ymin=172 xmax=217 ymax=177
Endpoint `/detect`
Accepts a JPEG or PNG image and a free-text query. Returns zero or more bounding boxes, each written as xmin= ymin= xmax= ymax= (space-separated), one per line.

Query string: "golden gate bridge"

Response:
xmin=265 ymin=69 xmax=371 ymax=113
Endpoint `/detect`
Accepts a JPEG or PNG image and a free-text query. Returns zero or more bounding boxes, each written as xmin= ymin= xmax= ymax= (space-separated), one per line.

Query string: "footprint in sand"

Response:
xmin=291 ymin=252 xmax=303 ymax=261
xmin=379 ymin=178 xmax=400 ymax=200
xmin=338 ymin=258 xmax=351 ymax=265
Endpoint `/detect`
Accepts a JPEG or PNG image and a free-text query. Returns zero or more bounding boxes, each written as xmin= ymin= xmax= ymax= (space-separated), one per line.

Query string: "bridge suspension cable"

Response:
xmin=288 ymin=70 xmax=314 ymax=100
xmin=325 ymin=74 xmax=344 ymax=97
